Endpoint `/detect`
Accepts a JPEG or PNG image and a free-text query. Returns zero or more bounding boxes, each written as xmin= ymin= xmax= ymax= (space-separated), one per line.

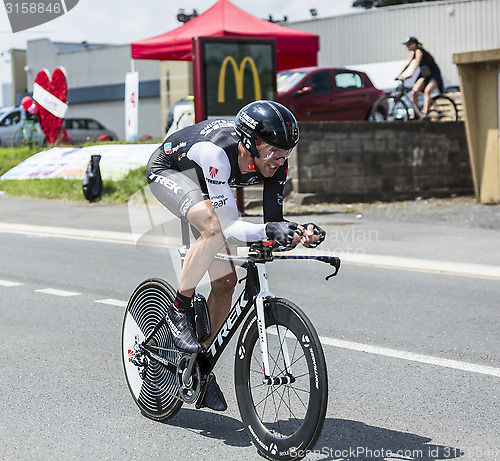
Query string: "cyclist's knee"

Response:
xmin=188 ymin=201 xmax=223 ymax=239
xmin=211 ymin=272 xmax=237 ymax=296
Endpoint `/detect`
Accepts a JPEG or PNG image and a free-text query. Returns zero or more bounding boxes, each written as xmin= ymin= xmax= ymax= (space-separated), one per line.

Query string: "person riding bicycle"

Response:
xmin=397 ymin=37 xmax=444 ymax=119
xmin=146 ymin=100 xmax=326 ymax=411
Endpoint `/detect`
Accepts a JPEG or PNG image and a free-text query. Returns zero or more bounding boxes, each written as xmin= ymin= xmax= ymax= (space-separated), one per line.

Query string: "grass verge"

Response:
xmin=0 ymin=145 xmax=149 ymax=203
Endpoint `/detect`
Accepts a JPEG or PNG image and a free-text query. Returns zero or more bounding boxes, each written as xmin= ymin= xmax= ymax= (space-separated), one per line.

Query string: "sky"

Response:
xmin=0 ymin=0 xmax=361 ymax=106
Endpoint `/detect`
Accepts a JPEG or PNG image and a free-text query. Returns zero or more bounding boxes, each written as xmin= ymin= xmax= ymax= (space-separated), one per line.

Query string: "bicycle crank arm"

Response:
xmin=139 ymin=344 xmax=177 ymax=373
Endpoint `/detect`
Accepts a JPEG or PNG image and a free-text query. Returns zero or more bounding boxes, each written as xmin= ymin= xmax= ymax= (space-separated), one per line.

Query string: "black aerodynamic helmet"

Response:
xmin=235 ymin=100 xmax=299 ymax=158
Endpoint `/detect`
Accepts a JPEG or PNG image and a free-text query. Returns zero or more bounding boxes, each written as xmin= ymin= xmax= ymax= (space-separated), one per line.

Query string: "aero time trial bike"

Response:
xmin=121 ymin=220 xmax=341 ymax=460
xmin=369 ymin=78 xmax=458 ymax=122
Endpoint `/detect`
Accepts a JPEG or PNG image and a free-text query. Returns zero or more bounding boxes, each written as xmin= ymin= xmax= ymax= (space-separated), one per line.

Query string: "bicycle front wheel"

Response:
xmin=122 ymin=278 xmax=182 ymax=421
xmin=235 ymin=298 xmax=328 ymax=460
xmin=428 ymin=95 xmax=458 ymax=121
xmin=369 ymin=95 xmax=411 ymax=121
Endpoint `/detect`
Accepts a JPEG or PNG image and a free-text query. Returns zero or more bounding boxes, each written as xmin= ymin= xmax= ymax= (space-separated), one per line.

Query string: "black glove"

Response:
xmin=265 ymin=221 xmax=298 ymax=247
xmin=301 ymin=223 xmax=326 ymax=248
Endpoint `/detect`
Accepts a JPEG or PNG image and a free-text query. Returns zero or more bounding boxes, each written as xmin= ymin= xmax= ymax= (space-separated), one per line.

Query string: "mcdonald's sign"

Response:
xmin=217 ymin=56 xmax=262 ymax=103
xmin=193 ymin=37 xmax=276 ymax=120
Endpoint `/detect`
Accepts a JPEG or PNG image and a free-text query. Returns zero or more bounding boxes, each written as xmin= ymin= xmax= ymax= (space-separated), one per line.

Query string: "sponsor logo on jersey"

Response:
xmin=149 ymin=172 xmax=182 ymax=194
xmin=209 ymin=166 xmax=219 ymax=178
xmin=164 ymin=142 xmax=172 ymax=154
xmin=230 ymin=176 xmax=260 ymax=186
xmin=172 ymin=141 xmax=186 ymax=153
xmin=277 ymin=193 xmax=283 ymax=205
xmin=211 ymin=196 xmax=228 ymax=209
xmin=200 ymin=120 xmax=234 ymax=136
xmin=206 ymin=178 xmax=226 ymax=185
xmin=179 ymin=197 xmax=193 ymax=217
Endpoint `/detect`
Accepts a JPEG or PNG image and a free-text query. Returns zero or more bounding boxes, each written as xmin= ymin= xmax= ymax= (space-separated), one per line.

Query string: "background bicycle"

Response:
xmin=369 ymin=78 xmax=459 ymax=122
xmin=11 ymin=112 xmax=44 ymax=148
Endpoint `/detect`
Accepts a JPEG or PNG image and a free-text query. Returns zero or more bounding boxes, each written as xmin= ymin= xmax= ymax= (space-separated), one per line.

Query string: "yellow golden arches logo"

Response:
xmin=217 ymin=56 xmax=262 ymax=103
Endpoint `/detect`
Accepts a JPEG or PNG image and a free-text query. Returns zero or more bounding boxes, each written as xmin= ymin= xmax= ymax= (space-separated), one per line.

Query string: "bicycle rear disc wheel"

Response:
xmin=428 ymin=95 xmax=458 ymax=121
xmin=235 ymin=298 xmax=328 ymax=460
xmin=122 ymin=278 xmax=182 ymax=421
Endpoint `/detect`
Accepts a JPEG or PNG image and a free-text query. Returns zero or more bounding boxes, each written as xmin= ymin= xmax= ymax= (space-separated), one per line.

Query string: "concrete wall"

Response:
xmin=289 ymin=121 xmax=473 ymax=202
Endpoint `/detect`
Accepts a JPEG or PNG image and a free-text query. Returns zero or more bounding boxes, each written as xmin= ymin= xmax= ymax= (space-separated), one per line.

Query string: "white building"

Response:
xmin=285 ymin=0 xmax=500 ymax=89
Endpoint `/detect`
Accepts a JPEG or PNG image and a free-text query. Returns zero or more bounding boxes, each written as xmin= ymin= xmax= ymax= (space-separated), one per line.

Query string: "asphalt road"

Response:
xmin=1 ymin=197 xmax=499 ymax=460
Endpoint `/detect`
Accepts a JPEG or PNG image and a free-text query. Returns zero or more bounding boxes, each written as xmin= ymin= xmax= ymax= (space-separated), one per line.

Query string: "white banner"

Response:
xmin=125 ymin=71 xmax=139 ymax=142
xmin=33 ymin=83 xmax=69 ymax=119
xmin=0 ymin=144 xmax=154 ymax=181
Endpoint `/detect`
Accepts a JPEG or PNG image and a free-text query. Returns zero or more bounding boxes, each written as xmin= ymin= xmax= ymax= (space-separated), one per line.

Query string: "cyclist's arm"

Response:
xmin=397 ymin=51 xmax=416 ymax=79
xmin=262 ymin=167 xmax=287 ymax=223
xmin=187 ymin=142 xmax=267 ymax=242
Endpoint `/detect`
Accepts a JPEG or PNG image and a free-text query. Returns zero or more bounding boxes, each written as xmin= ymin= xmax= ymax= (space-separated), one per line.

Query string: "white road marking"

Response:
xmin=2 ymin=224 xmax=499 ymax=377
xmin=319 ymin=335 xmax=500 ymax=378
xmin=0 ymin=280 xmax=22 ymax=287
xmin=270 ymin=330 xmax=500 ymax=377
xmin=335 ymin=251 xmax=500 ymax=280
xmin=95 ymin=298 xmax=128 ymax=307
xmin=35 ymin=288 xmax=81 ymax=297
xmin=2 ymin=222 xmax=500 ymax=279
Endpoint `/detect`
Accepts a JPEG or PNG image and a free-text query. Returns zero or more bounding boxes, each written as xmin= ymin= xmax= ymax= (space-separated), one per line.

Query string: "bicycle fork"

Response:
xmin=254 ymin=263 xmax=295 ymax=385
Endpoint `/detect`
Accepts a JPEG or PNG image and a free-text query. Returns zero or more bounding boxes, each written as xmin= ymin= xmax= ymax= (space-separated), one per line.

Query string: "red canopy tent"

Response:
xmin=130 ymin=0 xmax=319 ymax=71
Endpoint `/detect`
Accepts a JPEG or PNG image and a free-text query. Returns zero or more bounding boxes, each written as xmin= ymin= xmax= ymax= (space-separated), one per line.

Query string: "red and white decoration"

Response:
xmin=33 ymin=67 xmax=69 ymax=145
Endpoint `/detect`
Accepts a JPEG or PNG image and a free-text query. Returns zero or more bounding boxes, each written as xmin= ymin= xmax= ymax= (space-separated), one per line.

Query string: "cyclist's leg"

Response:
xmin=422 ymin=79 xmax=439 ymax=116
xmin=195 ymin=245 xmax=237 ymax=412
xmin=147 ymin=149 xmax=227 ymax=296
xmin=202 ymin=242 xmax=238 ymax=347
xmin=178 ymin=200 xmax=228 ymax=295
xmin=411 ymin=77 xmax=425 ymax=117
xmin=147 ymin=156 xmax=225 ymax=352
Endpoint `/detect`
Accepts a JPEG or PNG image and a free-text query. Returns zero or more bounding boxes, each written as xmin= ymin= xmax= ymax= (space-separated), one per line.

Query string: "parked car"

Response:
xmin=0 ymin=108 xmax=117 ymax=147
xmin=63 ymin=118 xmax=117 ymax=144
xmin=277 ymin=67 xmax=385 ymax=121
xmin=164 ymin=96 xmax=195 ymax=134
xmin=0 ymin=106 xmax=43 ymax=147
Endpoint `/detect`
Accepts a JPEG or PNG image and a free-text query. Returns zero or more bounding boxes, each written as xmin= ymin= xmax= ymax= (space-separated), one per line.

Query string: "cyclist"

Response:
xmin=397 ymin=37 xmax=444 ymax=119
xmin=146 ymin=100 xmax=326 ymax=411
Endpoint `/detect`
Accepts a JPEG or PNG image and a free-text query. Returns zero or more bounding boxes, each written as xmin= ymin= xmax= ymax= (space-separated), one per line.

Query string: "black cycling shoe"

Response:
xmin=197 ymin=373 xmax=227 ymax=412
xmin=165 ymin=298 xmax=202 ymax=354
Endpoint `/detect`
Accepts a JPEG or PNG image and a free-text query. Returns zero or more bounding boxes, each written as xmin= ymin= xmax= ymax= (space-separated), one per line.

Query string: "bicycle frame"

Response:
xmin=142 ymin=244 xmax=295 ymax=381
xmin=393 ymin=79 xmax=437 ymax=119
xmin=140 ymin=224 xmax=340 ymax=387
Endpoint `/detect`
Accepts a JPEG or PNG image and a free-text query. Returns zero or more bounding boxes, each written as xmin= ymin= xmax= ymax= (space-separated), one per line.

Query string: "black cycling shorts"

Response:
xmin=147 ymin=147 xmax=206 ymax=219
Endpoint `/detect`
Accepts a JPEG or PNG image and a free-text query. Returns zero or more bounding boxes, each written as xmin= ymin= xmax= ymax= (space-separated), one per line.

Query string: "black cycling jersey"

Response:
xmin=413 ymin=46 xmax=444 ymax=92
xmin=147 ymin=119 xmax=288 ymax=243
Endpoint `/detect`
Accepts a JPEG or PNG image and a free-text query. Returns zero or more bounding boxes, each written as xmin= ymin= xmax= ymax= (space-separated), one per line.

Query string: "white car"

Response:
xmin=0 ymin=106 xmax=43 ymax=147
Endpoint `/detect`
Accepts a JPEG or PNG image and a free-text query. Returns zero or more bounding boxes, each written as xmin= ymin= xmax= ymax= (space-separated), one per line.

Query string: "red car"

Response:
xmin=277 ymin=67 xmax=385 ymax=121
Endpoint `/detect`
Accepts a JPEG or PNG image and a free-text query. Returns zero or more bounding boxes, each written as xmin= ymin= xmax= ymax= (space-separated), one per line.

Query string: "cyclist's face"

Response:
xmin=254 ymin=140 xmax=291 ymax=177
